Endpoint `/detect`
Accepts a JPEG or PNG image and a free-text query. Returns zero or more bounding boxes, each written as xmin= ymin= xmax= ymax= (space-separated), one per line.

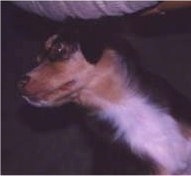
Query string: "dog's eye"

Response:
xmin=47 ymin=44 xmax=66 ymax=62
xmin=52 ymin=43 xmax=65 ymax=54
xmin=46 ymin=42 xmax=78 ymax=62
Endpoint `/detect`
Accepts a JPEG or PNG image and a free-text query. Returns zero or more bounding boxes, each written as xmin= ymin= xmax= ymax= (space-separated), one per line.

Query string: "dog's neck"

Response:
xmin=74 ymin=50 xmax=191 ymax=174
xmin=99 ymin=94 xmax=191 ymax=173
xmin=75 ymin=49 xmax=132 ymax=109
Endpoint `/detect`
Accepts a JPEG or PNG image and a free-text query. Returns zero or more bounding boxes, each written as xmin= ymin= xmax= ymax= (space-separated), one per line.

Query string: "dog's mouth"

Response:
xmin=22 ymin=80 xmax=77 ymax=107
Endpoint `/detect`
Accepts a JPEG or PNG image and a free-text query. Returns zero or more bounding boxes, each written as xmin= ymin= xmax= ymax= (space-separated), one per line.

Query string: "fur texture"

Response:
xmin=18 ymin=18 xmax=191 ymax=174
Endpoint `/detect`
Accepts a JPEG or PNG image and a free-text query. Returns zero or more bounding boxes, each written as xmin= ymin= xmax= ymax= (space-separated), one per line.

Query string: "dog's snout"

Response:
xmin=18 ymin=75 xmax=31 ymax=90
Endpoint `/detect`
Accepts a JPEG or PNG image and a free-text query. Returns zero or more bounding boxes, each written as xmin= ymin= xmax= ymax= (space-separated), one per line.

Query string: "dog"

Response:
xmin=18 ymin=18 xmax=191 ymax=174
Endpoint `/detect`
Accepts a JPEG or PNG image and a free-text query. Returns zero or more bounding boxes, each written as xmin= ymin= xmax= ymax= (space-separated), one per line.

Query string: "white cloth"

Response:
xmin=14 ymin=1 xmax=158 ymax=21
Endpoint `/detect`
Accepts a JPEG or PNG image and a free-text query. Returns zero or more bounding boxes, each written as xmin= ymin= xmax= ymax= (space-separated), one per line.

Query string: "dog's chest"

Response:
xmin=98 ymin=95 xmax=191 ymax=173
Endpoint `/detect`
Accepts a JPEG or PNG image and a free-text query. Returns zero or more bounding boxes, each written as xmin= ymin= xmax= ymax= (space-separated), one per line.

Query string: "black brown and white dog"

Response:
xmin=18 ymin=18 xmax=191 ymax=174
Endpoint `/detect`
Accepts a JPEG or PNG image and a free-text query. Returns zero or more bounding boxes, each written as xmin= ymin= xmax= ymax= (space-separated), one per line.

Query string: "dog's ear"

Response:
xmin=57 ymin=18 xmax=108 ymax=64
xmin=79 ymin=34 xmax=105 ymax=64
xmin=63 ymin=19 xmax=106 ymax=64
xmin=77 ymin=23 xmax=109 ymax=64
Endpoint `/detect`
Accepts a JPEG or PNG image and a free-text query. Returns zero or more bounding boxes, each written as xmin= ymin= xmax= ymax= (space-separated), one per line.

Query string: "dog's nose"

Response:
xmin=18 ymin=75 xmax=31 ymax=90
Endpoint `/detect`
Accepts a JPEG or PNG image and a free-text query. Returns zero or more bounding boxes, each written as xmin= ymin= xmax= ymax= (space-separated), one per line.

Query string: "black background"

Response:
xmin=2 ymin=2 xmax=191 ymax=174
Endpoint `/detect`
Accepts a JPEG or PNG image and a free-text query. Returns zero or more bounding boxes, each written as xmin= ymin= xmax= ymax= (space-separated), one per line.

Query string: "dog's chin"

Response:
xmin=21 ymin=80 xmax=79 ymax=107
xmin=22 ymin=96 xmax=68 ymax=108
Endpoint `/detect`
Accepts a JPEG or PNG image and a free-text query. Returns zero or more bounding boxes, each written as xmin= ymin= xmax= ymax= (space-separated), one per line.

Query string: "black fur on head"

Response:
xmin=56 ymin=18 xmax=107 ymax=64
xmin=56 ymin=16 xmax=140 ymax=65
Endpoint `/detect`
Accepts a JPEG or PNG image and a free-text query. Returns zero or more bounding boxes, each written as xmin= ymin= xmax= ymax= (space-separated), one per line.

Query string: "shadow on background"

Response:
xmin=18 ymin=103 xmax=85 ymax=132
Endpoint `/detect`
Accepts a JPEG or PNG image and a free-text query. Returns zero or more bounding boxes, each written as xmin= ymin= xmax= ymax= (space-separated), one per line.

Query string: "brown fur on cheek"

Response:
xmin=74 ymin=50 xmax=129 ymax=108
xmin=40 ymin=81 xmax=81 ymax=106
xmin=91 ymin=73 xmax=126 ymax=102
xmin=24 ymin=51 xmax=95 ymax=105
xmin=25 ymin=62 xmax=65 ymax=95
xmin=81 ymin=50 xmax=127 ymax=104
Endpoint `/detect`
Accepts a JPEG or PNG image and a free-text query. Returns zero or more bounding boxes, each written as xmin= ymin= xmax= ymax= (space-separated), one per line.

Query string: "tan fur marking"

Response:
xmin=75 ymin=49 xmax=128 ymax=108
xmin=87 ymin=52 xmax=126 ymax=103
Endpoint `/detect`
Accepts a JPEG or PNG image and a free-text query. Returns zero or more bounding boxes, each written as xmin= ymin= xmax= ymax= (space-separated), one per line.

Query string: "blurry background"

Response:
xmin=2 ymin=1 xmax=191 ymax=174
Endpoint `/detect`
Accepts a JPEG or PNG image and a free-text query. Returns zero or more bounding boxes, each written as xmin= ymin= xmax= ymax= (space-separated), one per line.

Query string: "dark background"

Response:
xmin=2 ymin=2 xmax=191 ymax=175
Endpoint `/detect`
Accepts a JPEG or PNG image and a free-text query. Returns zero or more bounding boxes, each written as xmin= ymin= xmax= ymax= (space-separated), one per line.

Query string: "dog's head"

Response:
xmin=18 ymin=19 xmax=140 ymax=108
xmin=18 ymin=33 xmax=100 ymax=107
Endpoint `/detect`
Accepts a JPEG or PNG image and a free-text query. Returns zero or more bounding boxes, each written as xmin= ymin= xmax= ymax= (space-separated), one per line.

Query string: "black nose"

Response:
xmin=18 ymin=75 xmax=31 ymax=90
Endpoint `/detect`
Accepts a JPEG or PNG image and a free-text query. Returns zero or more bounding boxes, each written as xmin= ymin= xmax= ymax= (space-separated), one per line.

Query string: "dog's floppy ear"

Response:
xmin=57 ymin=18 xmax=107 ymax=64
xmin=79 ymin=34 xmax=105 ymax=64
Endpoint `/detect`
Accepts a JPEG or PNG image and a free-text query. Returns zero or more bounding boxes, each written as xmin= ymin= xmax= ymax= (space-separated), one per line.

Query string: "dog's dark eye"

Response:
xmin=53 ymin=43 xmax=64 ymax=53
xmin=47 ymin=43 xmax=67 ymax=62
xmin=50 ymin=43 xmax=65 ymax=56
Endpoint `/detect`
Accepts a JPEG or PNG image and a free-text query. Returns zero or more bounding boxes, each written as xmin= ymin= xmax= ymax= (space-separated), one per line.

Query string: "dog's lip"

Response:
xmin=21 ymin=79 xmax=77 ymax=102
xmin=22 ymin=94 xmax=40 ymax=102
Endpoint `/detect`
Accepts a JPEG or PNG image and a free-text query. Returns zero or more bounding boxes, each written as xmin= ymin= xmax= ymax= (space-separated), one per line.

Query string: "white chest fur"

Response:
xmin=98 ymin=94 xmax=191 ymax=174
